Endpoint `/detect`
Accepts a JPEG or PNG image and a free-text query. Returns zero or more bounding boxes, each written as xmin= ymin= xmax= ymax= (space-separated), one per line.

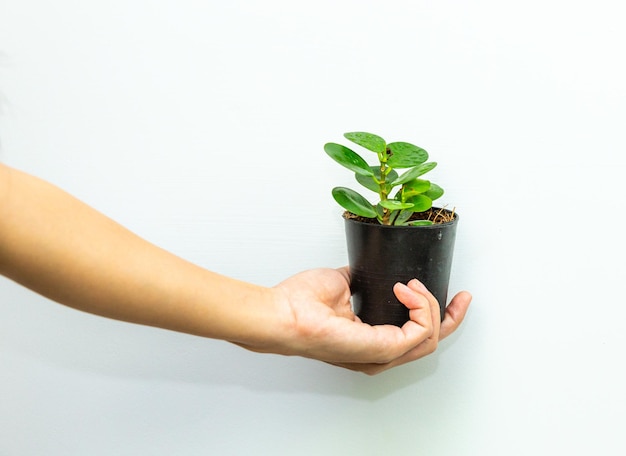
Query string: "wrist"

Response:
xmin=220 ymin=281 xmax=296 ymax=355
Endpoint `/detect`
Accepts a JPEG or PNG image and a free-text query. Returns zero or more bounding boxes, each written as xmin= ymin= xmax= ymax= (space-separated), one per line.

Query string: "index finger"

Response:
xmin=439 ymin=291 xmax=472 ymax=340
xmin=335 ymin=265 xmax=350 ymax=284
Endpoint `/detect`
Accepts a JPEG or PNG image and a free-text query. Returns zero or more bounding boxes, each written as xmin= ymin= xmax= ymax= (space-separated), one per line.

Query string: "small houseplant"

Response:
xmin=325 ymin=132 xmax=459 ymax=326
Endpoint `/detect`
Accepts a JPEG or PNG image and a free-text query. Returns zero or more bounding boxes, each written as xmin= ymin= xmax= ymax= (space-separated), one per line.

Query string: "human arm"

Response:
xmin=0 ymin=164 xmax=290 ymax=346
xmin=0 ymin=164 xmax=470 ymax=374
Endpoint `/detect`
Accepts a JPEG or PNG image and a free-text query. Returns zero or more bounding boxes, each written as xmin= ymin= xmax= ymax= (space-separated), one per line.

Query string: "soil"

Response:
xmin=343 ymin=207 xmax=456 ymax=225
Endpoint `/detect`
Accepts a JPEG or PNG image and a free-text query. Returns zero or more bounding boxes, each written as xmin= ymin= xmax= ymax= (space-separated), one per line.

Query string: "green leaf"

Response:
xmin=386 ymin=142 xmax=428 ymax=168
xmin=374 ymin=204 xmax=385 ymax=221
xmin=391 ymin=162 xmax=437 ymax=186
xmin=379 ymin=200 xmax=414 ymax=210
xmin=424 ymin=183 xmax=444 ymax=201
xmin=331 ymin=187 xmax=377 ymax=218
xmin=393 ymin=209 xmax=414 ymax=226
xmin=355 ymin=167 xmax=398 ymax=193
xmin=324 ymin=143 xmax=374 ymax=177
xmin=401 ymin=179 xmax=431 ymax=199
xmin=404 ymin=179 xmax=431 ymax=194
xmin=355 ymin=173 xmax=379 ymax=193
xmin=343 ymin=132 xmax=386 ymax=154
xmin=408 ymin=220 xmax=434 ymax=226
xmin=405 ymin=194 xmax=433 ymax=212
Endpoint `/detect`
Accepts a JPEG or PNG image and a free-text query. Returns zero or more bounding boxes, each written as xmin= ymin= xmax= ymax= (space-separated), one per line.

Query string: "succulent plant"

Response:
xmin=324 ymin=132 xmax=444 ymax=225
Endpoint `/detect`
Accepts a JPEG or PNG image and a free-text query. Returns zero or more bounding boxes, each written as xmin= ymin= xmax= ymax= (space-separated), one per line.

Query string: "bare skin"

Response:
xmin=0 ymin=164 xmax=471 ymax=375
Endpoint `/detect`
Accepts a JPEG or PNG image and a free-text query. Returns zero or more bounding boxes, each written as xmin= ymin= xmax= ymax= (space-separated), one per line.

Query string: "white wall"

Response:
xmin=1 ymin=1 xmax=625 ymax=454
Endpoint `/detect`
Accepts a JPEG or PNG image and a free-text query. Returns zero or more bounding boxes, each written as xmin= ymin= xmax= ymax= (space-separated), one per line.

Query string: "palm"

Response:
xmin=275 ymin=267 xmax=355 ymax=324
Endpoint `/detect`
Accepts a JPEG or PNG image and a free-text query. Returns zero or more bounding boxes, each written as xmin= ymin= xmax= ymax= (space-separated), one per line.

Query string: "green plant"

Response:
xmin=324 ymin=131 xmax=445 ymax=226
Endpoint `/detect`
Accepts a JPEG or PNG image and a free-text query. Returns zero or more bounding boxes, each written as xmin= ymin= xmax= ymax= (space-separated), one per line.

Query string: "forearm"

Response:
xmin=0 ymin=164 xmax=289 ymax=346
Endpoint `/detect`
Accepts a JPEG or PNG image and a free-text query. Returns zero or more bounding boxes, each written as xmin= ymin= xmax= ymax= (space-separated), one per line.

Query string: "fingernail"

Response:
xmin=408 ymin=278 xmax=428 ymax=293
xmin=395 ymin=282 xmax=411 ymax=291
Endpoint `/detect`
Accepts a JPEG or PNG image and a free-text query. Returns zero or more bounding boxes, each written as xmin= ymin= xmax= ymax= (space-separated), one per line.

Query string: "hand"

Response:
xmin=270 ymin=267 xmax=471 ymax=375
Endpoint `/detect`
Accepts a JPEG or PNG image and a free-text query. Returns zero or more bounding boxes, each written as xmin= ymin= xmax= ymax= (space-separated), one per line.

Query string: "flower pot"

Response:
xmin=344 ymin=209 xmax=459 ymax=327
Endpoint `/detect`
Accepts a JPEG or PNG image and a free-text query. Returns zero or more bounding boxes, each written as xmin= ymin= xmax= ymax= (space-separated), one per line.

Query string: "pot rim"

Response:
xmin=343 ymin=207 xmax=459 ymax=229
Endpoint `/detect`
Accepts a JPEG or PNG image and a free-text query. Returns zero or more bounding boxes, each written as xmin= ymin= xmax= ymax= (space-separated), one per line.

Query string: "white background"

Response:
xmin=1 ymin=1 xmax=625 ymax=455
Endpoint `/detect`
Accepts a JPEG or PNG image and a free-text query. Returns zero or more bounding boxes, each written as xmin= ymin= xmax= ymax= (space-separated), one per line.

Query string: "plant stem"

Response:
xmin=379 ymin=162 xmax=391 ymax=225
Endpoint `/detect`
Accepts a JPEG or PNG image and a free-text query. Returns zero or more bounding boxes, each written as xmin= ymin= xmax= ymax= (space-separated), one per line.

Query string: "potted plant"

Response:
xmin=325 ymin=131 xmax=459 ymax=326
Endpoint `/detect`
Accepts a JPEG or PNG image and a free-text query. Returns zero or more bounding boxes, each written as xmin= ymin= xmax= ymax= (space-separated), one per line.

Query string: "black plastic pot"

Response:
xmin=344 ymin=210 xmax=459 ymax=327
